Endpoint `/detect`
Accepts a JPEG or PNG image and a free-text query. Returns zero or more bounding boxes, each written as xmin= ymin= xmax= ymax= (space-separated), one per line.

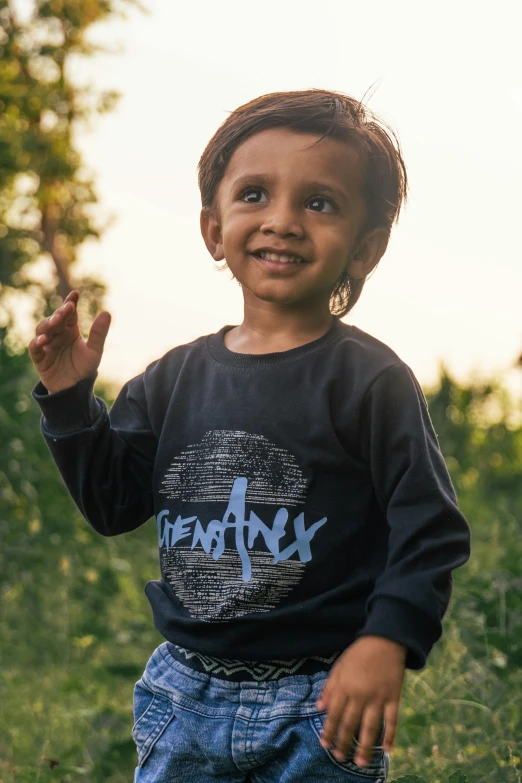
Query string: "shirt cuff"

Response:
xmin=355 ymin=596 xmax=440 ymax=670
xmin=32 ymin=374 xmax=103 ymax=436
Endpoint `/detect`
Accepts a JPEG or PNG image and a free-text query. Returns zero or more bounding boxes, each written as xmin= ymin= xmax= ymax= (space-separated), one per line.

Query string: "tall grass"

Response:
xmin=1 ymin=349 xmax=521 ymax=781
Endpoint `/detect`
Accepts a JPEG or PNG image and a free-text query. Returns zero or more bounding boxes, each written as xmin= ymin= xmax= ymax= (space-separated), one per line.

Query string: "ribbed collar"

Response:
xmin=206 ymin=317 xmax=347 ymax=368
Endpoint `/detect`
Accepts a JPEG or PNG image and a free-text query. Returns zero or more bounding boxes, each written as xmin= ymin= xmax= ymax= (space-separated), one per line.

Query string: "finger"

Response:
xmin=35 ymin=301 xmax=75 ymax=337
xmin=56 ymin=298 xmax=76 ymax=318
xmin=28 ymin=333 xmax=47 ymax=363
xmin=320 ymin=694 xmax=348 ymax=749
xmin=64 ymin=289 xmax=79 ymax=304
xmin=34 ymin=305 xmax=78 ymax=354
xmin=86 ymin=311 xmax=111 ymax=355
xmin=41 ymin=307 xmax=74 ymax=342
xmin=316 ymin=682 xmax=331 ymax=711
xmin=353 ymin=705 xmax=383 ymax=767
xmin=63 ymin=299 xmax=78 ymax=327
xmin=30 ymin=329 xmax=68 ymax=365
xmin=331 ymin=702 xmax=361 ymax=761
xmin=62 ymin=290 xmax=80 ymax=318
xmin=382 ymin=701 xmax=399 ymax=753
xmin=49 ymin=303 xmax=75 ymax=332
xmin=60 ymin=291 xmax=80 ymax=328
xmin=28 ymin=332 xmax=63 ymax=372
xmin=35 ymin=316 xmax=52 ymax=336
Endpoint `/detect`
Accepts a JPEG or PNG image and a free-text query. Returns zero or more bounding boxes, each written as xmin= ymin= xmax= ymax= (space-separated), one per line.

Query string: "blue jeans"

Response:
xmin=132 ymin=643 xmax=390 ymax=782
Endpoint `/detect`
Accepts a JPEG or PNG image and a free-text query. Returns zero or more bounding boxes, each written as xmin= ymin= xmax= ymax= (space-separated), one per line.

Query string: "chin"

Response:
xmin=248 ymin=288 xmax=305 ymax=306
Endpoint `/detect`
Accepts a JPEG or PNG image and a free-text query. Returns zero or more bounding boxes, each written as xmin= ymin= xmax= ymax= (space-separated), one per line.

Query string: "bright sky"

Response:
xmin=65 ymin=0 xmax=522 ymax=394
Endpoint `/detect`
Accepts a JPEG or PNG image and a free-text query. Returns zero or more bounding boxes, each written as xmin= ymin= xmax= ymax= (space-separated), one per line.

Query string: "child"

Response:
xmin=30 ymin=89 xmax=471 ymax=783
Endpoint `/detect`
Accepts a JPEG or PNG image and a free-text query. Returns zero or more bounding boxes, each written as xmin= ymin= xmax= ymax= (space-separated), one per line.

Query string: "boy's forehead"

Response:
xmin=222 ymin=128 xmax=365 ymax=195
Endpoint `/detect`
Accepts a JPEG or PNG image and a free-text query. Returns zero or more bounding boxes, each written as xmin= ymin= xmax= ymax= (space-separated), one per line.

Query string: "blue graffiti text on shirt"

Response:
xmin=156 ymin=477 xmax=326 ymax=582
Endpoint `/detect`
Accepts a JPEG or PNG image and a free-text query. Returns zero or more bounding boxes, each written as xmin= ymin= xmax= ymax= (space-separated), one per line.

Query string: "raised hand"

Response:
xmin=315 ymin=635 xmax=406 ymax=768
xmin=28 ymin=290 xmax=111 ymax=394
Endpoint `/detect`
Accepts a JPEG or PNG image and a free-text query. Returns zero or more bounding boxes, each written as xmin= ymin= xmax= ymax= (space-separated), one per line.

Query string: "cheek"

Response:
xmin=322 ymin=221 xmax=354 ymax=248
xmin=222 ymin=213 xmax=254 ymax=252
xmin=324 ymin=226 xmax=358 ymax=264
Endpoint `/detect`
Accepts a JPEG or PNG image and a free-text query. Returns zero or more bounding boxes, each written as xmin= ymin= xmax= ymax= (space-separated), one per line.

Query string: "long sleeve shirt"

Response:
xmin=33 ymin=317 xmax=471 ymax=670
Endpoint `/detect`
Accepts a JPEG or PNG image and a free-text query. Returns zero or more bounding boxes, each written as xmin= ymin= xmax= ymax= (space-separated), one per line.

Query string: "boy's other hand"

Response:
xmin=315 ymin=635 xmax=406 ymax=768
xmin=28 ymin=290 xmax=111 ymax=395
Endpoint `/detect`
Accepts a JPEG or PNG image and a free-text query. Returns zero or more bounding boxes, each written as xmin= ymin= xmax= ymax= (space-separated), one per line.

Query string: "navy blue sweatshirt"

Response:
xmin=33 ymin=317 xmax=471 ymax=670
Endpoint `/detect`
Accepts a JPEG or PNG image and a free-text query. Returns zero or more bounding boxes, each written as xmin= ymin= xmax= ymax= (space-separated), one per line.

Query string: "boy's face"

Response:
xmin=201 ymin=128 xmax=387 ymax=313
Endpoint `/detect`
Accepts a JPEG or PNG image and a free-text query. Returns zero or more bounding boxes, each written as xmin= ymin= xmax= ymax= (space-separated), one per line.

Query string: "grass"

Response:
xmin=1 ymin=357 xmax=521 ymax=781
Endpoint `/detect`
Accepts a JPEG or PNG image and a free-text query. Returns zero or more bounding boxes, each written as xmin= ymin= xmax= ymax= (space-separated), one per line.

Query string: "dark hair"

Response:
xmin=198 ymin=89 xmax=408 ymax=316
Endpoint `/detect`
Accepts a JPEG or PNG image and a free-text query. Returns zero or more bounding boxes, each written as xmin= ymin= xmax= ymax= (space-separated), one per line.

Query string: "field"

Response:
xmin=1 ymin=344 xmax=521 ymax=782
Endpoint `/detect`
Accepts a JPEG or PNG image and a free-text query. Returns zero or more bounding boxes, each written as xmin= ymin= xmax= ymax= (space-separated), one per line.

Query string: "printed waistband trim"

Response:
xmin=166 ymin=643 xmax=341 ymax=682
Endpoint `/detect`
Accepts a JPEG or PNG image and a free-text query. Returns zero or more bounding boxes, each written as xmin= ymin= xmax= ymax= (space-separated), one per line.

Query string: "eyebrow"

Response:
xmin=231 ymin=174 xmax=348 ymax=201
xmin=305 ymin=181 xmax=348 ymax=200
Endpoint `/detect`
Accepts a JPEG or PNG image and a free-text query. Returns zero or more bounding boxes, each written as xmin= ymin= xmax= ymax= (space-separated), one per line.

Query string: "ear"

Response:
xmin=200 ymin=207 xmax=225 ymax=261
xmin=346 ymin=227 xmax=390 ymax=280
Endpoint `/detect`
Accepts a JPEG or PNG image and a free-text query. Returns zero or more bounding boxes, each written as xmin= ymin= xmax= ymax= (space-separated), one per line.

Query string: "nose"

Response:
xmin=259 ymin=199 xmax=305 ymax=239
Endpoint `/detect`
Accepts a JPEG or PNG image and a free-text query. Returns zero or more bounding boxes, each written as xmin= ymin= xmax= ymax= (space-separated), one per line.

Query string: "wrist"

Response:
xmin=41 ymin=376 xmax=83 ymax=395
xmin=356 ymin=634 xmax=408 ymax=660
xmin=44 ymin=382 xmax=75 ymax=395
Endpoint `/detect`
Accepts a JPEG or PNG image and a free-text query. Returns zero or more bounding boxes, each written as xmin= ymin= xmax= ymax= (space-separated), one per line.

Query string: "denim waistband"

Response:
xmin=139 ymin=644 xmax=385 ymax=745
xmin=141 ymin=643 xmax=334 ymax=718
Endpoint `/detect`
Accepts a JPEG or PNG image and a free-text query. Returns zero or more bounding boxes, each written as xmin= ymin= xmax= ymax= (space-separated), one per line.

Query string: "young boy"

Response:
xmin=30 ymin=89 xmax=471 ymax=782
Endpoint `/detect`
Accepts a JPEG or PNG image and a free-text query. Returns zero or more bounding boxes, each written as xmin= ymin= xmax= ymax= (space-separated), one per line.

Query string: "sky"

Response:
xmin=47 ymin=0 xmax=522 ymax=393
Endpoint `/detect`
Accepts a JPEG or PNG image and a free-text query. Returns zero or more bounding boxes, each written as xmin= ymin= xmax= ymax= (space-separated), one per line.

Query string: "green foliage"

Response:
xmin=448 ymin=772 xmax=471 ymax=783
xmin=426 ymin=368 xmax=522 ymax=672
xmin=389 ymin=772 xmax=470 ymax=783
xmin=2 ymin=343 xmax=522 ymax=781
xmin=0 ymin=333 xmax=161 ymax=782
xmin=381 ymin=371 xmax=522 ymax=782
xmin=389 ymin=776 xmax=432 ymax=783
xmin=0 ymin=0 xmax=142 ymax=331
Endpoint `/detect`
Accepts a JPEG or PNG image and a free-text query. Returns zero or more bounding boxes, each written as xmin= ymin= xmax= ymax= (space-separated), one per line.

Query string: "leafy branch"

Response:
xmin=0 ymin=0 xmax=143 ymax=334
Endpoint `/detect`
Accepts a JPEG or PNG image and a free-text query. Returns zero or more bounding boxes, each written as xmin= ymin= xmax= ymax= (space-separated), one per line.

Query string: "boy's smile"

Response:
xmin=201 ymin=128 xmax=388 ymax=318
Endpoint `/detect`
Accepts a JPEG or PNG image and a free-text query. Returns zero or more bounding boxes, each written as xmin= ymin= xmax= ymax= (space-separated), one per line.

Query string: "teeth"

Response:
xmin=257 ymin=251 xmax=303 ymax=264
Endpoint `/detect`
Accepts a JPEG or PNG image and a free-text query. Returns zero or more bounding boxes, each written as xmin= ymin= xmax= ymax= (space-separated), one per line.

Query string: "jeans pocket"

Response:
xmin=132 ymin=680 xmax=175 ymax=767
xmin=309 ymin=713 xmax=388 ymax=780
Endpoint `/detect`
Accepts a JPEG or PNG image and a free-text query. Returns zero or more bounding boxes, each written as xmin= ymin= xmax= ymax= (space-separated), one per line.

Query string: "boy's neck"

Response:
xmin=224 ymin=297 xmax=336 ymax=355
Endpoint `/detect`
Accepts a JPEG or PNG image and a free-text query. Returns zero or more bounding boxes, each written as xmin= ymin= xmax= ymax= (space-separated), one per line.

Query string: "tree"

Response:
xmin=0 ymin=0 xmax=143 ymax=336
xmin=0 ymin=6 xmax=148 ymax=775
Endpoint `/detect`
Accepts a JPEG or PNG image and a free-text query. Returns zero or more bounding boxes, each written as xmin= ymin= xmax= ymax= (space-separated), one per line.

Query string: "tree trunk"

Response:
xmin=41 ymin=200 xmax=72 ymax=300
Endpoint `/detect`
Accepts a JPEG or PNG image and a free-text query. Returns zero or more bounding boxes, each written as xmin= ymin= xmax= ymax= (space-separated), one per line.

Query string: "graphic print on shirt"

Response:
xmin=157 ymin=430 xmax=326 ymax=622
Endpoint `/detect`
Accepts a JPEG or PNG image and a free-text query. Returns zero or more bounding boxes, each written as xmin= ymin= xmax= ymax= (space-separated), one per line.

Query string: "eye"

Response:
xmin=306 ymin=196 xmax=336 ymax=214
xmin=241 ymin=188 xmax=269 ymax=204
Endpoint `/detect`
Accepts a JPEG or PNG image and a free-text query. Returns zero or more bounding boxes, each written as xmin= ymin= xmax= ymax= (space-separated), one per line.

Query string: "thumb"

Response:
xmin=86 ymin=311 xmax=111 ymax=355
